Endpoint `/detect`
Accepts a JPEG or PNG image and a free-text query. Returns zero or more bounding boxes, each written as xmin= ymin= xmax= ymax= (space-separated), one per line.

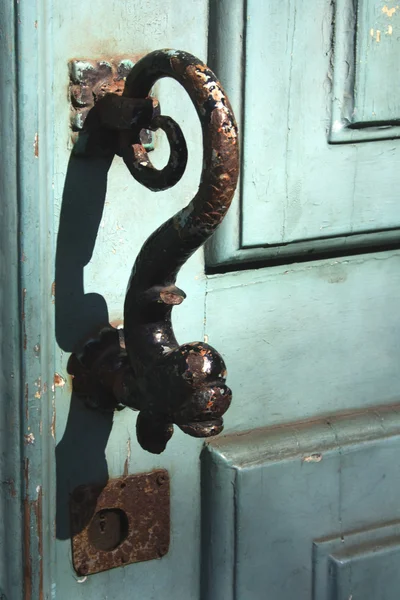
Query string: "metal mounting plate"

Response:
xmin=70 ymin=469 xmax=170 ymax=575
xmin=68 ymin=57 xmax=153 ymax=149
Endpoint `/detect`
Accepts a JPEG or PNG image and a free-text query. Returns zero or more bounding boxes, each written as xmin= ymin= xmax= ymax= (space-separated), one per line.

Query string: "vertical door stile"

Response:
xmin=15 ymin=0 xmax=57 ymax=597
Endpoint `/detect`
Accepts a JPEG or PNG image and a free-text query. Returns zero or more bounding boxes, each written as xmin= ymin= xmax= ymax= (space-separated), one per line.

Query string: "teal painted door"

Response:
xmin=1 ymin=1 xmax=400 ymax=599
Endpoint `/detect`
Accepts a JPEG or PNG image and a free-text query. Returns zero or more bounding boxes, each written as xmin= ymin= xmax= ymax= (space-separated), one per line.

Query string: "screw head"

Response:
xmin=156 ymin=473 xmax=168 ymax=486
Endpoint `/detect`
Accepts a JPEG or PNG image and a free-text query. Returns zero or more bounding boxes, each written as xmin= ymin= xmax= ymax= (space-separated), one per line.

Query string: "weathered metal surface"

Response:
xmin=68 ymin=49 xmax=240 ymax=454
xmin=70 ymin=470 xmax=170 ymax=575
xmin=68 ymin=57 xmax=153 ymax=149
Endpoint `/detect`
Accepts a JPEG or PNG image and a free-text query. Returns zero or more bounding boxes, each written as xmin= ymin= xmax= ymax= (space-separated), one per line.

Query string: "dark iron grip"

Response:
xmin=68 ymin=49 xmax=239 ymax=454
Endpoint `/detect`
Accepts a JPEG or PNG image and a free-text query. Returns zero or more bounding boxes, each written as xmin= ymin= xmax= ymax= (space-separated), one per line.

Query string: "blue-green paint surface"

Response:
xmin=1 ymin=1 xmax=400 ymax=598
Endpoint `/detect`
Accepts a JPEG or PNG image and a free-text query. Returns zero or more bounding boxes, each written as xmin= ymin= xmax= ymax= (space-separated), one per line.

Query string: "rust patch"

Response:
xmin=25 ymin=383 xmax=29 ymax=420
xmin=53 ymin=373 xmax=65 ymax=388
xmin=24 ymin=459 xmax=32 ymax=600
xmin=70 ymin=470 xmax=170 ymax=575
xmin=68 ymin=56 xmax=153 ymax=149
xmin=34 ymin=133 xmax=39 ymax=157
xmin=33 ymin=487 xmax=43 ymax=600
xmin=24 ymin=462 xmax=44 ymax=600
xmin=2 ymin=478 xmax=17 ymax=498
xmin=22 ymin=288 xmax=27 ymax=350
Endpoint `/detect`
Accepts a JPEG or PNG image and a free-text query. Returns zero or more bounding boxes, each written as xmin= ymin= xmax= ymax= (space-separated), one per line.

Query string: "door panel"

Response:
xmin=207 ymin=0 xmax=400 ymax=266
xmin=205 ymin=251 xmax=400 ymax=431
xmin=202 ymin=406 xmax=400 ymax=599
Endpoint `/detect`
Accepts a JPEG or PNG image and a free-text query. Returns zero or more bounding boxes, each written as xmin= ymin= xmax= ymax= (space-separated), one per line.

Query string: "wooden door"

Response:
xmin=1 ymin=1 xmax=399 ymax=599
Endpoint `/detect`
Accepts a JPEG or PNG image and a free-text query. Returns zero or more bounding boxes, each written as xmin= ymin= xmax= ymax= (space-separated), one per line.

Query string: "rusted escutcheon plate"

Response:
xmin=70 ymin=469 xmax=170 ymax=575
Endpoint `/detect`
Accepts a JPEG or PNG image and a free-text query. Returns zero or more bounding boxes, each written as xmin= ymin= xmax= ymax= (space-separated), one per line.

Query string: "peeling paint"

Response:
xmin=302 ymin=453 xmax=322 ymax=463
xmin=34 ymin=133 xmax=39 ymax=157
xmin=34 ymin=377 xmax=42 ymax=399
xmin=24 ymin=433 xmax=35 ymax=445
xmin=382 ymin=5 xmax=396 ymax=17
xmin=53 ymin=373 xmax=66 ymax=388
xmin=51 ymin=396 xmax=56 ymax=440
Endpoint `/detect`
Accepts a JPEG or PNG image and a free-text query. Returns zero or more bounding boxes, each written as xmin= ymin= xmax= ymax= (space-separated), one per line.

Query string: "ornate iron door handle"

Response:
xmin=68 ymin=50 xmax=239 ymax=454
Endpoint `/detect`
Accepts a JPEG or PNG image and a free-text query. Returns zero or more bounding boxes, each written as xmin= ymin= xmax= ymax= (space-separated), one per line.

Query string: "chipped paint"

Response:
xmin=34 ymin=377 xmax=42 ymax=399
xmin=302 ymin=453 xmax=322 ymax=463
xmin=51 ymin=397 xmax=56 ymax=440
xmin=33 ymin=133 xmax=39 ymax=157
xmin=382 ymin=5 xmax=396 ymax=17
xmin=24 ymin=433 xmax=35 ymax=445
xmin=376 ymin=29 xmax=381 ymax=42
xmin=53 ymin=373 xmax=66 ymax=388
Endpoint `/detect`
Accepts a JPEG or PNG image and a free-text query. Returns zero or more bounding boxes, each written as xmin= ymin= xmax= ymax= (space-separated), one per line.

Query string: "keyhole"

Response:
xmin=88 ymin=508 xmax=129 ymax=551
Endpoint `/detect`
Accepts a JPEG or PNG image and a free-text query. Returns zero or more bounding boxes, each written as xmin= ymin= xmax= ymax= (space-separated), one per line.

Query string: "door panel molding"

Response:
xmin=330 ymin=0 xmax=400 ymax=143
xmin=206 ymin=0 xmax=400 ymax=269
xmin=201 ymin=404 xmax=400 ymax=599
xmin=314 ymin=521 xmax=400 ymax=599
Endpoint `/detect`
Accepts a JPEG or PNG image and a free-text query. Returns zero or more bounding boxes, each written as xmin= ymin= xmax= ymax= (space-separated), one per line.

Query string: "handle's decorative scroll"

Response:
xmin=68 ymin=50 xmax=239 ymax=454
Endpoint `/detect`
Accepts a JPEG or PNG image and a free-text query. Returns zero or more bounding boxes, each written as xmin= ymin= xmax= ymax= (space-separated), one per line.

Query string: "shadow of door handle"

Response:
xmin=68 ymin=49 xmax=239 ymax=454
